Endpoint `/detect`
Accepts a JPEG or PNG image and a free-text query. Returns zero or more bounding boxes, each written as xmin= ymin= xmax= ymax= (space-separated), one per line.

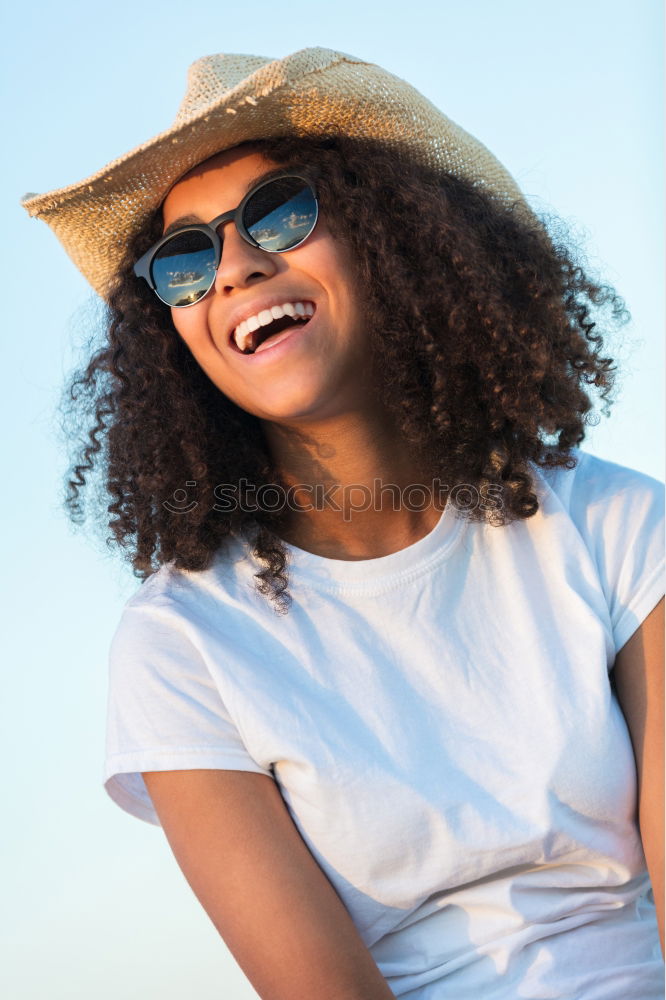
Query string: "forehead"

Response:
xmin=161 ymin=146 xmax=277 ymax=229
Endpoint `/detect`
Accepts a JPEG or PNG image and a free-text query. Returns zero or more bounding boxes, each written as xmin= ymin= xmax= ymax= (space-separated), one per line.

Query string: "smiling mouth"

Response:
xmin=231 ymin=301 xmax=315 ymax=354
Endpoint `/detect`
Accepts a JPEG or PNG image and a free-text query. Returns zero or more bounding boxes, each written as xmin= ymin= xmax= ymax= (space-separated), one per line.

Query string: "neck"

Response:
xmin=260 ymin=408 xmax=443 ymax=560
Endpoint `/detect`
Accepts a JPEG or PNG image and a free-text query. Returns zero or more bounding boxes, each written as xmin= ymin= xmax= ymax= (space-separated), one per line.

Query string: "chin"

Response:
xmin=255 ymin=404 xmax=328 ymax=424
xmin=244 ymin=387 xmax=334 ymax=423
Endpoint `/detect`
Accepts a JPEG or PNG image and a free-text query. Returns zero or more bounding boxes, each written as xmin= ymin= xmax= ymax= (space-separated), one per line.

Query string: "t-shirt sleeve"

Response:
xmin=567 ymin=451 xmax=665 ymax=655
xmin=103 ymin=600 xmax=273 ymax=826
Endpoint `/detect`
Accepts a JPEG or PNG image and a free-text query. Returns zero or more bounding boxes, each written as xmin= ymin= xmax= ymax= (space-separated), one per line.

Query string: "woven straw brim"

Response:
xmin=21 ymin=47 xmax=532 ymax=300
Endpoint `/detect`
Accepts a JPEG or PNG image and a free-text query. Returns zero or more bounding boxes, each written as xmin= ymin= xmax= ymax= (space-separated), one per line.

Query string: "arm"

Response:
xmin=613 ymin=596 xmax=664 ymax=956
xmin=142 ymin=768 xmax=395 ymax=1000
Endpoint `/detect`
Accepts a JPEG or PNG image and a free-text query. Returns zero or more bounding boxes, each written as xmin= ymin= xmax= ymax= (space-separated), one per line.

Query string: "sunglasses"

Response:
xmin=134 ymin=172 xmax=319 ymax=308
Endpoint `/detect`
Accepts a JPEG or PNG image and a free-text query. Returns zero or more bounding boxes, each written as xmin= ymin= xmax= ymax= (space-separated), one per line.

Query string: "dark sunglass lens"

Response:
xmin=244 ymin=178 xmax=317 ymax=251
xmin=152 ymin=230 xmax=217 ymax=306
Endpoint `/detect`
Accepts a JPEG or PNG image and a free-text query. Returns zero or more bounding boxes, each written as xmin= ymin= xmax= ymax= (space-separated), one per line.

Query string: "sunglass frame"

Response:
xmin=133 ymin=172 xmax=319 ymax=308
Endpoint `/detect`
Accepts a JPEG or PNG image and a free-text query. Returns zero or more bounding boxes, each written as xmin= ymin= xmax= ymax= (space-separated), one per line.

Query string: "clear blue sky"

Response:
xmin=2 ymin=1 xmax=663 ymax=997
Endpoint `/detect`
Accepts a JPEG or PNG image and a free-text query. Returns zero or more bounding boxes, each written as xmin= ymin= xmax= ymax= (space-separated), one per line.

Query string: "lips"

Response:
xmin=228 ymin=299 xmax=316 ymax=354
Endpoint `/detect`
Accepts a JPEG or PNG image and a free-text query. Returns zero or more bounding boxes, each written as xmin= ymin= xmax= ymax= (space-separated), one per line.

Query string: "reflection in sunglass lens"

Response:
xmin=152 ymin=230 xmax=217 ymax=307
xmin=244 ymin=178 xmax=317 ymax=251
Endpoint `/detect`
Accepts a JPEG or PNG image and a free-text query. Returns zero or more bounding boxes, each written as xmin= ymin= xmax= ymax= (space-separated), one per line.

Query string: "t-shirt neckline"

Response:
xmin=274 ymin=501 xmax=466 ymax=591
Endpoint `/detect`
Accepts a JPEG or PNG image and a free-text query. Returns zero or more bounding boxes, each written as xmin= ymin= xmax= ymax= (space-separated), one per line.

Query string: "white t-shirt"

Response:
xmin=104 ymin=449 xmax=665 ymax=998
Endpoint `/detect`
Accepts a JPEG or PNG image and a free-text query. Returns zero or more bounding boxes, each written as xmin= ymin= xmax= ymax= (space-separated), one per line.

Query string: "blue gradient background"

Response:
xmin=3 ymin=1 xmax=663 ymax=997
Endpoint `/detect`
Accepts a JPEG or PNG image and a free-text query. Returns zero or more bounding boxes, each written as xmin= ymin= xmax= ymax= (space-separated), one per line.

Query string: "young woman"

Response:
xmin=23 ymin=47 xmax=664 ymax=999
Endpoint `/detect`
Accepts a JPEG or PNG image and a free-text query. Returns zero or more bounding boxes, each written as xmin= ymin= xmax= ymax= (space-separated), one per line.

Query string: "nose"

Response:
xmin=213 ymin=220 xmax=278 ymax=294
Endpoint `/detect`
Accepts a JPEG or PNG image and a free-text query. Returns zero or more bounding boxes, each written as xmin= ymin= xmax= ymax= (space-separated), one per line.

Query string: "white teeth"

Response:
xmin=235 ymin=321 xmax=252 ymax=352
xmin=232 ymin=300 xmax=315 ymax=352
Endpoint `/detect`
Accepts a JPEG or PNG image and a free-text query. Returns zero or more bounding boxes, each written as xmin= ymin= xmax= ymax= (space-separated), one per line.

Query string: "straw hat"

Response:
xmin=22 ymin=46 xmax=531 ymax=300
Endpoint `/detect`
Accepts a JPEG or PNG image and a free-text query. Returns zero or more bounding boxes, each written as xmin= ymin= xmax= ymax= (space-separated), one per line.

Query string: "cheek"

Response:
xmin=296 ymin=219 xmax=356 ymax=286
xmin=302 ymin=244 xmax=361 ymax=321
xmin=170 ymin=306 xmax=217 ymax=365
xmin=170 ymin=305 xmax=243 ymax=403
xmin=170 ymin=306 xmax=199 ymax=342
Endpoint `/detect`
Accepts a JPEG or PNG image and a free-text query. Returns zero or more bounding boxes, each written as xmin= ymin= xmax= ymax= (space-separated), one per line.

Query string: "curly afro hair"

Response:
xmin=62 ymin=134 xmax=626 ymax=614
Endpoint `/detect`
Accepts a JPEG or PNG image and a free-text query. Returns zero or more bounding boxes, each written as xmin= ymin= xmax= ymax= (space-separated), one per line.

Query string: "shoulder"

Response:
xmin=571 ymin=449 xmax=663 ymax=506
xmin=532 ymin=447 xmax=664 ymax=509
xmin=530 ymin=446 xmax=665 ymax=568
xmin=530 ymin=448 xmax=664 ymax=541
xmin=530 ymin=448 xmax=664 ymax=652
xmin=112 ymin=536 xmax=260 ymax=650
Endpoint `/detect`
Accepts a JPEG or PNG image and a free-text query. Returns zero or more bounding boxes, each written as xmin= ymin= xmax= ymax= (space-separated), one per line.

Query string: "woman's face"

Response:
xmin=162 ymin=146 xmax=371 ymax=425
